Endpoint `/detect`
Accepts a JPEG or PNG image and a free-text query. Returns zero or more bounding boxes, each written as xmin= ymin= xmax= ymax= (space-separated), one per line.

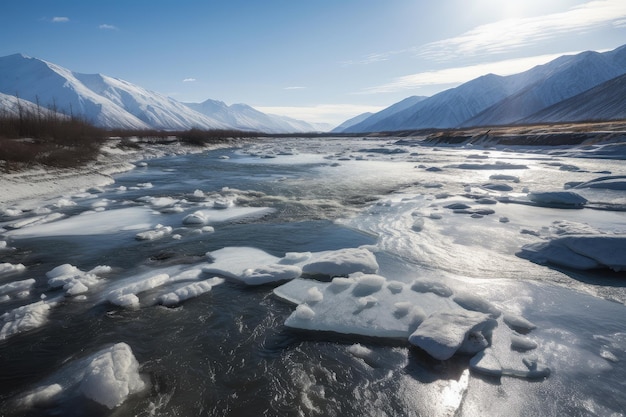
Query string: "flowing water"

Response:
xmin=1 ymin=137 xmax=625 ymax=416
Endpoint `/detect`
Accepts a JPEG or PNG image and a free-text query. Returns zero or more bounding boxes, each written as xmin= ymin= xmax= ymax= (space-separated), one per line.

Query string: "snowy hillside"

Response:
xmin=0 ymin=92 xmax=59 ymax=118
xmin=340 ymin=96 xmax=428 ymax=133
xmin=465 ymin=46 xmax=626 ymax=126
xmin=183 ymin=100 xmax=322 ymax=133
xmin=520 ymin=72 xmax=626 ymax=124
xmin=343 ymin=76 xmax=516 ymax=133
xmin=0 ymin=54 xmax=318 ymax=133
xmin=331 ymin=112 xmax=373 ymax=133
xmin=338 ymin=44 xmax=626 ymax=133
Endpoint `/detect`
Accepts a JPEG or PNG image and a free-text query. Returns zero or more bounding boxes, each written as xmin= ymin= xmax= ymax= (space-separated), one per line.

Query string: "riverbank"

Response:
xmin=0 ymin=138 xmax=243 ymax=210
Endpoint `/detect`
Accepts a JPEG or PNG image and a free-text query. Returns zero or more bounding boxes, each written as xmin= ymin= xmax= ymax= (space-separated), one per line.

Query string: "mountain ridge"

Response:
xmin=0 ymin=54 xmax=321 ymax=133
xmin=338 ymin=44 xmax=626 ymax=133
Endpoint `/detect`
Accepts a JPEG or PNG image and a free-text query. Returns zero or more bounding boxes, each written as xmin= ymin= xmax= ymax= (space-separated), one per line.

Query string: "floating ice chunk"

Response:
xmin=213 ymin=198 xmax=234 ymax=209
xmin=0 ymin=300 xmax=53 ymax=340
xmin=279 ymin=252 xmax=312 ymax=265
xmin=411 ymin=278 xmax=453 ymax=297
xmin=0 ymin=262 xmax=26 ymax=276
xmin=447 ymin=162 xmax=528 ymax=170
xmin=158 ymin=277 xmax=225 ymax=306
xmin=89 ymin=265 xmax=113 ymax=275
xmin=306 ymin=286 xmax=324 ymax=303
xmin=519 ymin=235 xmax=626 ymax=271
xmin=295 ymin=304 xmax=315 ymax=320
xmin=352 ymin=274 xmax=386 ymax=296
xmin=8 ymin=213 xmax=65 ymax=229
xmin=107 ymin=273 xmax=170 ymax=308
xmin=54 ymin=198 xmax=76 ymax=208
xmin=560 ymin=235 xmax=626 ymax=272
xmin=0 ymin=240 xmax=7 ymax=249
xmin=357 ymin=295 xmax=378 ymax=308
xmin=489 ymin=174 xmax=520 ymax=183
xmin=80 ymin=343 xmax=145 ymax=409
xmin=527 ymin=191 xmax=587 ymax=208
xmin=0 ymin=279 xmax=36 ymax=300
xmin=7 ymin=207 xmax=155 ymax=238
xmin=573 ymin=175 xmax=626 ymax=190
xmin=387 ymin=281 xmax=404 ymax=294
xmin=445 ymin=203 xmax=471 ymax=210
xmin=204 ymin=247 xmax=280 ymax=280
xmin=518 ymin=240 xmax=600 ymax=270
xmin=408 ymin=310 xmax=497 ymax=360
xmin=503 ymin=314 xmax=536 ymax=333
xmin=186 ymin=207 xmax=273 ymax=225
xmin=600 ymin=349 xmax=619 ymax=363
xmin=469 ymin=348 xmax=550 ymax=379
xmin=183 ymin=211 xmax=209 ymax=225
xmin=453 ymin=292 xmax=500 ymax=318
xmin=279 ymin=277 xmax=454 ymax=340
xmin=301 ymin=247 xmax=378 ymax=277
xmin=348 ymin=343 xmax=374 ymax=360
xmin=468 ymin=347 xmax=502 ymax=377
xmin=135 ymin=224 xmax=172 ymax=241
xmin=17 ymin=384 xmax=63 ymax=408
xmin=46 ymin=264 xmax=105 ymax=296
xmin=1 ymin=208 xmax=23 ymax=217
xmin=241 ymin=264 xmax=302 ymax=285
xmin=511 ymin=334 xmax=538 ymax=351
xmin=481 ymin=183 xmax=513 ymax=192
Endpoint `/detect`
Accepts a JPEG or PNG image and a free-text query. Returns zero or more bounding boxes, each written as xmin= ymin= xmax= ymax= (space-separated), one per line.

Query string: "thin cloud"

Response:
xmin=420 ymin=0 xmax=626 ymax=60
xmin=341 ymin=49 xmax=408 ymax=66
xmin=183 ymin=78 xmax=197 ymax=83
xmin=284 ymin=86 xmax=306 ymax=90
xmin=51 ymin=17 xmax=69 ymax=23
xmin=362 ymin=52 xmax=577 ymax=94
xmin=99 ymin=24 xmax=118 ymax=30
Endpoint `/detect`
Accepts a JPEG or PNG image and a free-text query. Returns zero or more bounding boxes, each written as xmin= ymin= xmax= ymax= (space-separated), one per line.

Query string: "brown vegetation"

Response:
xmin=0 ymin=103 xmax=104 ymax=171
xmin=0 ymin=100 xmax=261 ymax=172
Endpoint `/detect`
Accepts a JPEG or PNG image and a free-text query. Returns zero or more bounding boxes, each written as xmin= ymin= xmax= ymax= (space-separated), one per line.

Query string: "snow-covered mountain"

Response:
xmin=183 ymin=99 xmax=323 ymax=133
xmin=337 ymin=44 xmax=626 ymax=133
xmin=331 ymin=112 xmax=373 ymax=133
xmin=0 ymin=54 xmax=319 ymax=133
xmin=464 ymin=46 xmax=626 ymax=127
xmin=340 ymin=96 xmax=429 ymax=133
xmin=520 ymin=72 xmax=626 ymax=124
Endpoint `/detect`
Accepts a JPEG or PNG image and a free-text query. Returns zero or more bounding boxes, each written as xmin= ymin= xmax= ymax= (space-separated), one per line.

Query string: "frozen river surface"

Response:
xmin=1 ymin=137 xmax=625 ymax=416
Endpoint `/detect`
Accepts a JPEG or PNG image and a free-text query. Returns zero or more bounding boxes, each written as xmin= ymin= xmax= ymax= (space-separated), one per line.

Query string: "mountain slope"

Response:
xmin=183 ymin=100 xmax=321 ymax=133
xmin=343 ymin=75 xmax=514 ymax=133
xmin=0 ymin=54 xmax=150 ymax=129
xmin=340 ymin=96 xmax=429 ymax=133
xmin=0 ymin=54 xmax=318 ymax=133
xmin=339 ymin=44 xmax=626 ymax=133
xmin=464 ymin=46 xmax=626 ymax=127
xmin=520 ymin=72 xmax=626 ymax=124
xmin=331 ymin=112 xmax=373 ymax=133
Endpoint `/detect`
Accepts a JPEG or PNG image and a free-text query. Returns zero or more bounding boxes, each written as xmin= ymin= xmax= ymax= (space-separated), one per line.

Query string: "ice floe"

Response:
xmin=519 ymin=234 xmax=626 ymax=271
xmin=0 ymin=262 xmax=26 ymax=276
xmin=17 ymin=343 xmax=146 ymax=409
xmin=7 ymin=207 xmax=156 ymax=238
xmin=79 ymin=343 xmax=146 ymax=408
xmin=0 ymin=300 xmax=55 ymax=340
xmin=408 ymin=310 xmax=497 ymax=360
xmin=158 ymin=277 xmax=225 ymax=306
xmin=527 ymin=191 xmax=588 ymax=208
xmin=46 ymin=264 xmax=111 ymax=296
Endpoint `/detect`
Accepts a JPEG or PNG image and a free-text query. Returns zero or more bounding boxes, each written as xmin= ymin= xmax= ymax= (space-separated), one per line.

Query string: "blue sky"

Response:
xmin=2 ymin=0 xmax=626 ymax=126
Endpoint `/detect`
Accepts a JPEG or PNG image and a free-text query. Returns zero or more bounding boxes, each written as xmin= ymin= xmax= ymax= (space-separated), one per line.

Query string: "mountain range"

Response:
xmin=0 ymin=53 xmax=325 ymax=133
xmin=338 ymin=44 xmax=626 ymax=133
